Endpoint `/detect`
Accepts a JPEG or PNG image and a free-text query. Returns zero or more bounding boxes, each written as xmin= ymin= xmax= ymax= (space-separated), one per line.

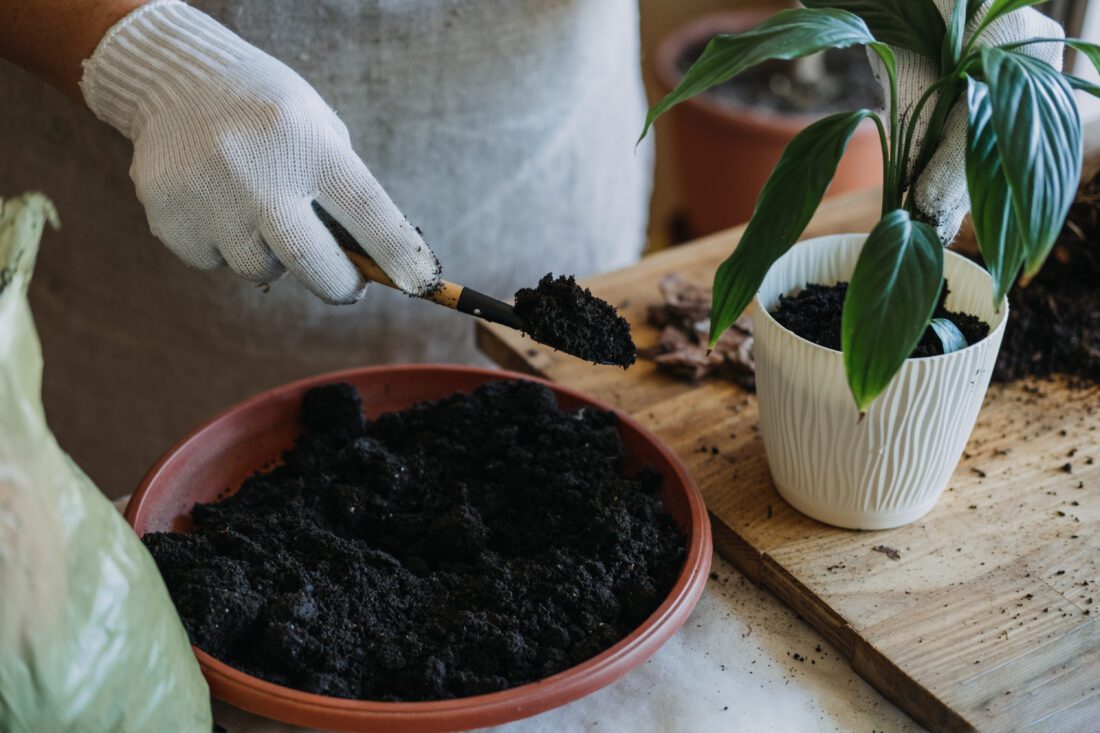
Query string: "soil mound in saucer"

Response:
xmin=770 ymin=281 xmax=989 ymax=358
xmin=143 ymin=380 xmax=683 ymax=702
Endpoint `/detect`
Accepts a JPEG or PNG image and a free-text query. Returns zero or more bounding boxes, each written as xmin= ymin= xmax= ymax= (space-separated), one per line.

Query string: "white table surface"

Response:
xmin=206 ymin=553 xmax=919 ymax=733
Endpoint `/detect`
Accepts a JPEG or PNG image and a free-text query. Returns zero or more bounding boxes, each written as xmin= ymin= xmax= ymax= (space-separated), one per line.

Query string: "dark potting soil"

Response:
xmin=678 ymin=44 xmax=881 ymax=116
xmin=991 ymin=174 xmax=1100 ymax=383
xmin=513 ymin=274 xmax=637 ymax=368
xmin=770 ymin=282 xmax=990 ymax=358
xmin=143 ymin=380 xmax=684 ymax=702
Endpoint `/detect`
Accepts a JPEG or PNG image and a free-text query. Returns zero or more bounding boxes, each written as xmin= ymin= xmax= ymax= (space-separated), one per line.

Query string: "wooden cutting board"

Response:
xmin=477 ymin=184 xmax=1100 ymax=730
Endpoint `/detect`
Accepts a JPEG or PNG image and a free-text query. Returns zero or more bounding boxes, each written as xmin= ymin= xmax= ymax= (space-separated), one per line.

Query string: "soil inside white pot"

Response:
xmin=751 ymin=234 xmax=1008 ymax=529
xmin=678 ymin=45 xmax=881 ymax=115
xmin=770 ymin=281 xmax=990 ymax=357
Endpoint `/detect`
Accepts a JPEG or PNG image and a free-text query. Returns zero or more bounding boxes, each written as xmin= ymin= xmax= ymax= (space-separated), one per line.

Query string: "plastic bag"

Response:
xmin=0 ymin=193 xmax=211 ymax=732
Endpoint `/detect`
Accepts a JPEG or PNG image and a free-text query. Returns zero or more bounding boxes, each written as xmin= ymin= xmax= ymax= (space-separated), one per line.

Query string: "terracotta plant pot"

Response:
xmin=125 ymin=364 xmax=711 ymax=733
xmin=652 ymin=9 xmax=884 ymax=238
xmin=752 ymin=234 xmax=1008 ymax=530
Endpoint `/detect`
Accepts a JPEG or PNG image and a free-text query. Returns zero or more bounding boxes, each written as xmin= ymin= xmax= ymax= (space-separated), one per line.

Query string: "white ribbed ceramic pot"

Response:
xmin=753 ymin=233 xmax=1008 ymax=530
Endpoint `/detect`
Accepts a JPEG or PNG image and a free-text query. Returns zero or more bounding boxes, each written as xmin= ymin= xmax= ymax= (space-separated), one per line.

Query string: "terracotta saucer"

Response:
xmin=126 ymin=364 xmax=712 ymax=732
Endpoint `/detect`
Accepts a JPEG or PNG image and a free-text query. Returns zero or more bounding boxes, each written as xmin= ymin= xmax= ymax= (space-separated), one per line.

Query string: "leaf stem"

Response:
xmin=997 ymin=37 xmax=1065 ymax=52
xmin=870 ymin=113 xmax=893 ymax=214
xmin=905 ymin=79 xmax=964 ymax=208
xmin=896 ymin=77 xmax=952 ymax=207
xmin=887 ymin=60 xmax=900 ymax=210
xmin=961 ymin=13 xmax=994 ymax=61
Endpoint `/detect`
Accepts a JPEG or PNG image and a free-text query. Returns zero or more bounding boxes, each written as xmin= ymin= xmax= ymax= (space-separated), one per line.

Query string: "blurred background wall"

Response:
xmin=640 ymin=0 xmax=785 ymax=251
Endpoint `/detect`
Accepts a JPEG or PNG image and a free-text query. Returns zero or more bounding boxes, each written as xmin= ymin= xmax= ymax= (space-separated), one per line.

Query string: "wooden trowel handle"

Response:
xmin=344 ymin=249 xmax=524 ymax=331
xmin=345 ymin=249 xmax=460 ymax=308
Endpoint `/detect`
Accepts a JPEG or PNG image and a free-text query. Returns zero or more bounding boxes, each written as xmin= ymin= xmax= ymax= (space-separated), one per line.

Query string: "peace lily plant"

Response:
xmin=641 ymin=0 xmax=1097 ymax=412
xmin=641 ymin=0 xmax=1097 ymax=529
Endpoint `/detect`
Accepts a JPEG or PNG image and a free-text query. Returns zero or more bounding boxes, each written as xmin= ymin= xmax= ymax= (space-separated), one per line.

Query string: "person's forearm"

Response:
xmin=0 ymin=0 xmax=148 ymax=101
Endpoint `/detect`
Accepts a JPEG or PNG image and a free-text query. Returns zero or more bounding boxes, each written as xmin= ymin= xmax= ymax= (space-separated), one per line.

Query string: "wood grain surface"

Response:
xmin=477 ymin=174 xmax=1100 ymax=730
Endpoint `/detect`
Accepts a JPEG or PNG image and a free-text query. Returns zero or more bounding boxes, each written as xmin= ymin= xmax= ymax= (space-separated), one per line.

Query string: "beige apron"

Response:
xmin=0 ymin=0 xmax=652 ymax=497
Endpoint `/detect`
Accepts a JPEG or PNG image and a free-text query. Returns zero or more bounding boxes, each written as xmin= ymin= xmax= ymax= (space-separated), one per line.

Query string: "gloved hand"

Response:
xmin=874 ymin=0 xmax=1064 ymax=245
xmin=80 ymin=0 xmax=441 ymax=304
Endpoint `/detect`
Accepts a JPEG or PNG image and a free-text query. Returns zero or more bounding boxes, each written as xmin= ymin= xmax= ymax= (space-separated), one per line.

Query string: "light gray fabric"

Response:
xmin=0 ymin=0 xmax=653 ymax=497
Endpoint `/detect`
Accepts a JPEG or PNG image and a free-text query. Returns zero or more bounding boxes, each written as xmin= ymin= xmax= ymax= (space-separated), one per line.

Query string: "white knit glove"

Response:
xmin=80 ymin=0 xmax=441 ymax=304
xmin=874 ymin=0 xmax=1064 ymax=245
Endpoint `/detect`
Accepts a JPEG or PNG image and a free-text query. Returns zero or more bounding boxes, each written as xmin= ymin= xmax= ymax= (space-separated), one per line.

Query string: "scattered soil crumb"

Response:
xmin=872 ymin=545 xmax=901 ymax=561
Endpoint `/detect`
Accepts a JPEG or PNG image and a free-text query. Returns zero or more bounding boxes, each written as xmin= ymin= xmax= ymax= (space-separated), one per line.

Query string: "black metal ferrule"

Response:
xmin=456 ymin=287 xmax=525 ymax=331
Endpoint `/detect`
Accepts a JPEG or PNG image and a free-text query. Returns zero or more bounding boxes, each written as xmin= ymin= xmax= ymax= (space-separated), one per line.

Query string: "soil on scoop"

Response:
xmin=143 ymin=380 xmax=683 ymax=702
xmin=513 ymin=274 xmax=637 ymax=368
xmin=991 ymin=174 xmax=1100 ymax=383
xmin=678 ymin=44 xmax=882 ymax=116
xmin=316 ymin=200 xmax=634 ymax=368
xmin=770 ymin=282 xmax=990 ymax=357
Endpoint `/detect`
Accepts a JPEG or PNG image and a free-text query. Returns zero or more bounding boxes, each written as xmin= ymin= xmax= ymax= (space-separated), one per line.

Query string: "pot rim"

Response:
xmin=750 ymin=232 xmax=1010 ymax=366
xmin=651 ymin=8 xmax=880 ymax=138
xmin=125 ymin=363 xmax=712 ymax=732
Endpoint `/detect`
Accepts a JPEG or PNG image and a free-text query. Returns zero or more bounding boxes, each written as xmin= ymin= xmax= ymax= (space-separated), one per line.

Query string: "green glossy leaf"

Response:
xmin=1016 ymin=39 xmax=1100 ymax=96
xmin=965 ymin=78 xmax=1025 ymax=304
xmin=709 ymin=110 xmax=878 ymax=347
xmin=982 ymin=47 xmax=1082 ymax=277
xmin=1064 ymin=38 xmax=1100 ymax=76
xmin=1064 ymin=72 xmax=1100 ymax=98
xmin=842 ymin=210 xmax=944 ymax=411
xmin=930 ymin=318 xmax=968 ymax=354
xmin=802 ymin=0 xmax=946 ymax=58
xmin=943 ymin=0 xmax=969 ymax=71
xmin=640 ymin=9 xmax=875 ymax=140
xmin=867 ymin=42 xmax=898 ymax=84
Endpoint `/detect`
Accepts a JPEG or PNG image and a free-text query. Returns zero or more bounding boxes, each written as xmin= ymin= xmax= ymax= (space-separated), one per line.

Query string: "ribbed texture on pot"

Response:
xmin=753 ymin=234 xmax=1007 ymax=530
